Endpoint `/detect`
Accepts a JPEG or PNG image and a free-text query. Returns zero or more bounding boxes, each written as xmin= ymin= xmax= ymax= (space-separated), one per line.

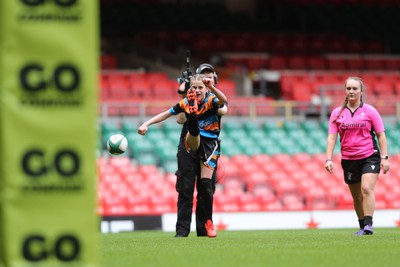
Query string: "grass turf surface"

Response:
xmin=101 ymin=228 xmax=400 ymax=267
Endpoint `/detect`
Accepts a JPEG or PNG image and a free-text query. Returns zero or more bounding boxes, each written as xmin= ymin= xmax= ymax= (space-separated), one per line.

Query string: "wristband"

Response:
xmin=325 ymin=159 xmax=332 ymax=162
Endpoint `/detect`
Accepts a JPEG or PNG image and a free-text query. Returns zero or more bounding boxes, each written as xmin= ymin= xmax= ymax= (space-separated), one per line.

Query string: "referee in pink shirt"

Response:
xmin=325 ymin=76 xmax=390 ymax=235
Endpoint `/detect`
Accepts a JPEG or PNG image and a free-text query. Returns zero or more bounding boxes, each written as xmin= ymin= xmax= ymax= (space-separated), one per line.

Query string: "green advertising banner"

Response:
xmin=0 ymin=1 xmax=99 ymax=266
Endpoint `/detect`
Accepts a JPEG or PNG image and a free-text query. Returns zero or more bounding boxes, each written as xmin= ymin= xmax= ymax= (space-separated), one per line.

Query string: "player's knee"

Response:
xmin=361 ymin=185 xmax=373 ymax=197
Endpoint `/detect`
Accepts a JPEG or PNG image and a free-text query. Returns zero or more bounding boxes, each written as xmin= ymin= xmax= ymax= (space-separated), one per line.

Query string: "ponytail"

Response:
xmin=333 ymin=97 xmax=348 ymax=123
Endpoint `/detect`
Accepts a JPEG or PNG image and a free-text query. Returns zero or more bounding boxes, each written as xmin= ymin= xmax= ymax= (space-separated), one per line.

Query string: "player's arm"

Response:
xmin=177 ymin=81 xmax=187 ymax=97
xmin=176 ymin=113 xmax=187 ymax=124
xmin=217 ymin=104 xmax=228 ymax=116
xmin=176 ymin=83 xmax=188 ymax=124
xmin=376 ymin=131 xmax=388 ymax=157
xmin=325 ymin=133 xmax=337 ymax=173
xmin=203 ymin=78 xmax=227 ymax=106
xmin=376 ymin=131 xmax=390 ymax=174
xmin=138 ymin=110 xmax=172 ymax=135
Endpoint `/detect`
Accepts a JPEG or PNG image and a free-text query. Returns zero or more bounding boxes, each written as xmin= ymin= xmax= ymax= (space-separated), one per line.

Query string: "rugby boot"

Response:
xmin=353 ymin=229 xmax=364 ymax=236
xmin=186 ymin=88 xmax=198 ymax=115
xmin=205 ymin=219 xmax=217 ymax=238
xmin=363 ymin=224 xmax=374 ymax=235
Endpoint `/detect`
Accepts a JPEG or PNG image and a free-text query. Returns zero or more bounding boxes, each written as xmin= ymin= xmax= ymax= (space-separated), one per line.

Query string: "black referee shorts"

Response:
xmin=341 ymin=153 xmax=381 ymax=184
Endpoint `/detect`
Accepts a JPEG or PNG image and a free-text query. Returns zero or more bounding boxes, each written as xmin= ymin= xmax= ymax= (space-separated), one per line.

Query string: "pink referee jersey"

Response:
xmin=329 ymin=103 xmax=385 ymax=160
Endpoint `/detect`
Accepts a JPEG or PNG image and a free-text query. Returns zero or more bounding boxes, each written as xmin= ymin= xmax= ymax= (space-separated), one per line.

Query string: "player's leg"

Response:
xmin=185 ymin=115 xmax=200 ymax=152
xmin=360 ymin=172 xmax=379 ymax=235
xmin=195 ymin=183 xmax=207 ymax=236
xmin=359 ymin=154 xmax=381 ymax=235
xmin=196 ymin=165 xmax=217 ymax=236
xmin=198 ymin=165 xmax=215 ymax=237
xmin=175 ymin=148 xmax=197 ymax=237
xmin=343 ymin=159 xmax=365 ymax=235
xmin=197 ymin=139 xmax=219 ymax=238
xmin=348 ymin=182 xmax=364 ymax=235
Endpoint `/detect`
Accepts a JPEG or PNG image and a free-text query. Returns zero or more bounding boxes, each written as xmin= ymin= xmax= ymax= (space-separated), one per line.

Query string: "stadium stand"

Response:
xmin=98 ymin=120 xmax=400 ymax=215
xmin=98 ymin=0 xmax=400 ymax=216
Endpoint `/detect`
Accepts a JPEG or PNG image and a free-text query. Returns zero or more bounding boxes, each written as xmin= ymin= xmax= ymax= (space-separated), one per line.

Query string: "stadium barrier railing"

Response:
xmin=100 ymin=99 xmax=400 ymax=121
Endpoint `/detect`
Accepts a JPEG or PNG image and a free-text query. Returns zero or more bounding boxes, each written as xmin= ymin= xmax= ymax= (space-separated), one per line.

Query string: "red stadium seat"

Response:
xmin=153 ymin=80 xmax=177 ymax=99
xmin=280 ymin=75 xmax=295 ymax=99
xmin=230 ymin=154 xmax=252 ymax=166
xmin=214 ymin=38 xmax=230 ymax=52
xmin=327 ymin=36 xmax=346 ymax=53
xmin=192 ymin=39 xmax=212 ymax=54
xmin=311 ymin=74 xmax=343 ymax=95
xmin=255 ymin=190 xmax=278 ymax=211
xmin=100 ymin=74 xmax=110 ymax=100
xmin=292 ymin=153 xmax=313 ymax=165
xmin=347 ymin=40 xmax=365 ymax=54
xmin=291 ymin=169 xmax=311 ymax=184
xmin=217 ymin=80 xmax=236 ymax=97
xmin=109 ymin=156 xmax=131 ymax=166
xmin=239 ymin=162 xmax=262 ymax=182
xmin=108 ymin=73 xmax=132 ymax=100
xmin=101 ymin=54 xmax=118 ymax=69
xmin=309 ymin=35 xmax=328 ymax=54
xmin=281 ymin=194 xmax=305 ymax=210
xmin=312 ymin=153 xmax=327 ymax=164
xmin=365 ymin=41 xmax=385 ymax=54
xmin=347 ymin=57 xmax=365 ymax=70
xmin=224 ymin=179 xmax=245 ymax=195
xmin=214 ymin=193 xmax=241 ymax=212
xmin=308 ymin=56 xmax=327 ymax=70
xmin=373 ymin=94 xmax=396 ymax=115
xmin=297 ymin=177 xmax=318 ymax=193
xmin=252 ymin=154 xmax=272 ymax=166
xmin=268 ymin=55 xmax=288 ymax=70
xmin=326 ymin=58 xmax=347 ymax=70
xmin=385 ymin=59 xmax=400 ymax=70
xmin=232 ymin=38 xmax=250 ymax=52
xmin=145 ymin=72 xmax=169 ymax=83
xmin=393 ymin=81 xmax=400 ymax=95
xmin=238 ymin=193 xmax=262 ymax=211
xmin=365 ymin=58 xmax=385 ymax=70
xmin=270 ymin=34 xmax=290 ymax=54
xmin=292 ymin=82 xmax=313 ymax=101
xmin=373 ymin=81 xmax=394 ymax=95
xmin=264 ymin=200 xmax=284 ymax=211
xmin=218 ymin=161 xmax=240 ymax=182
xmin=246 ymin=58 xmax=268 ymax=70
xmin=246 ymin=171 xmax=269 ymax=192
xmin=304 ymin=186 xmax=331 ymax=209
xmin=336 ymin=192 xmax=353 ymax=209
xmin=280 ymin=74 xmax=310 ymax=99
xmin=250 ymin=35 xmax=270 ymax=52
xmin=131 ymin=78 xmax=153 ymax=98
xmin=128 ymin=204 xmax=152 ymax=215
xmin=288 ymin=56 xmax=308 ymax=70
xmin=290 ymin=34 xmax=309 ymax=55
xmin=272 ymin=154 xmax=292 ymax=165
xmin=282 ymin=160 xmax=300 ymax=175
xmin=274 ymin=179 xmax=298 ymax=198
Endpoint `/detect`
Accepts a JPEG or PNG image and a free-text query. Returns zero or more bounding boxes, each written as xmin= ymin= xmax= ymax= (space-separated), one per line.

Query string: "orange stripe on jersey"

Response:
xmin=201 ymin=121 xmax=220 ymax=132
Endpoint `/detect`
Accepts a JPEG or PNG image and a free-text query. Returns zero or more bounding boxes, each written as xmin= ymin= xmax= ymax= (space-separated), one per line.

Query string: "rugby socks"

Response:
xmin=199 ymin=178 xmax=213 ymax=220
xmin=358 ymin=219 xmax=365 ymax=229
xmin=187 ymin=114 xmax=200 ymax=136
xmin=364 ymin=216 xmax=373 ymax=226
